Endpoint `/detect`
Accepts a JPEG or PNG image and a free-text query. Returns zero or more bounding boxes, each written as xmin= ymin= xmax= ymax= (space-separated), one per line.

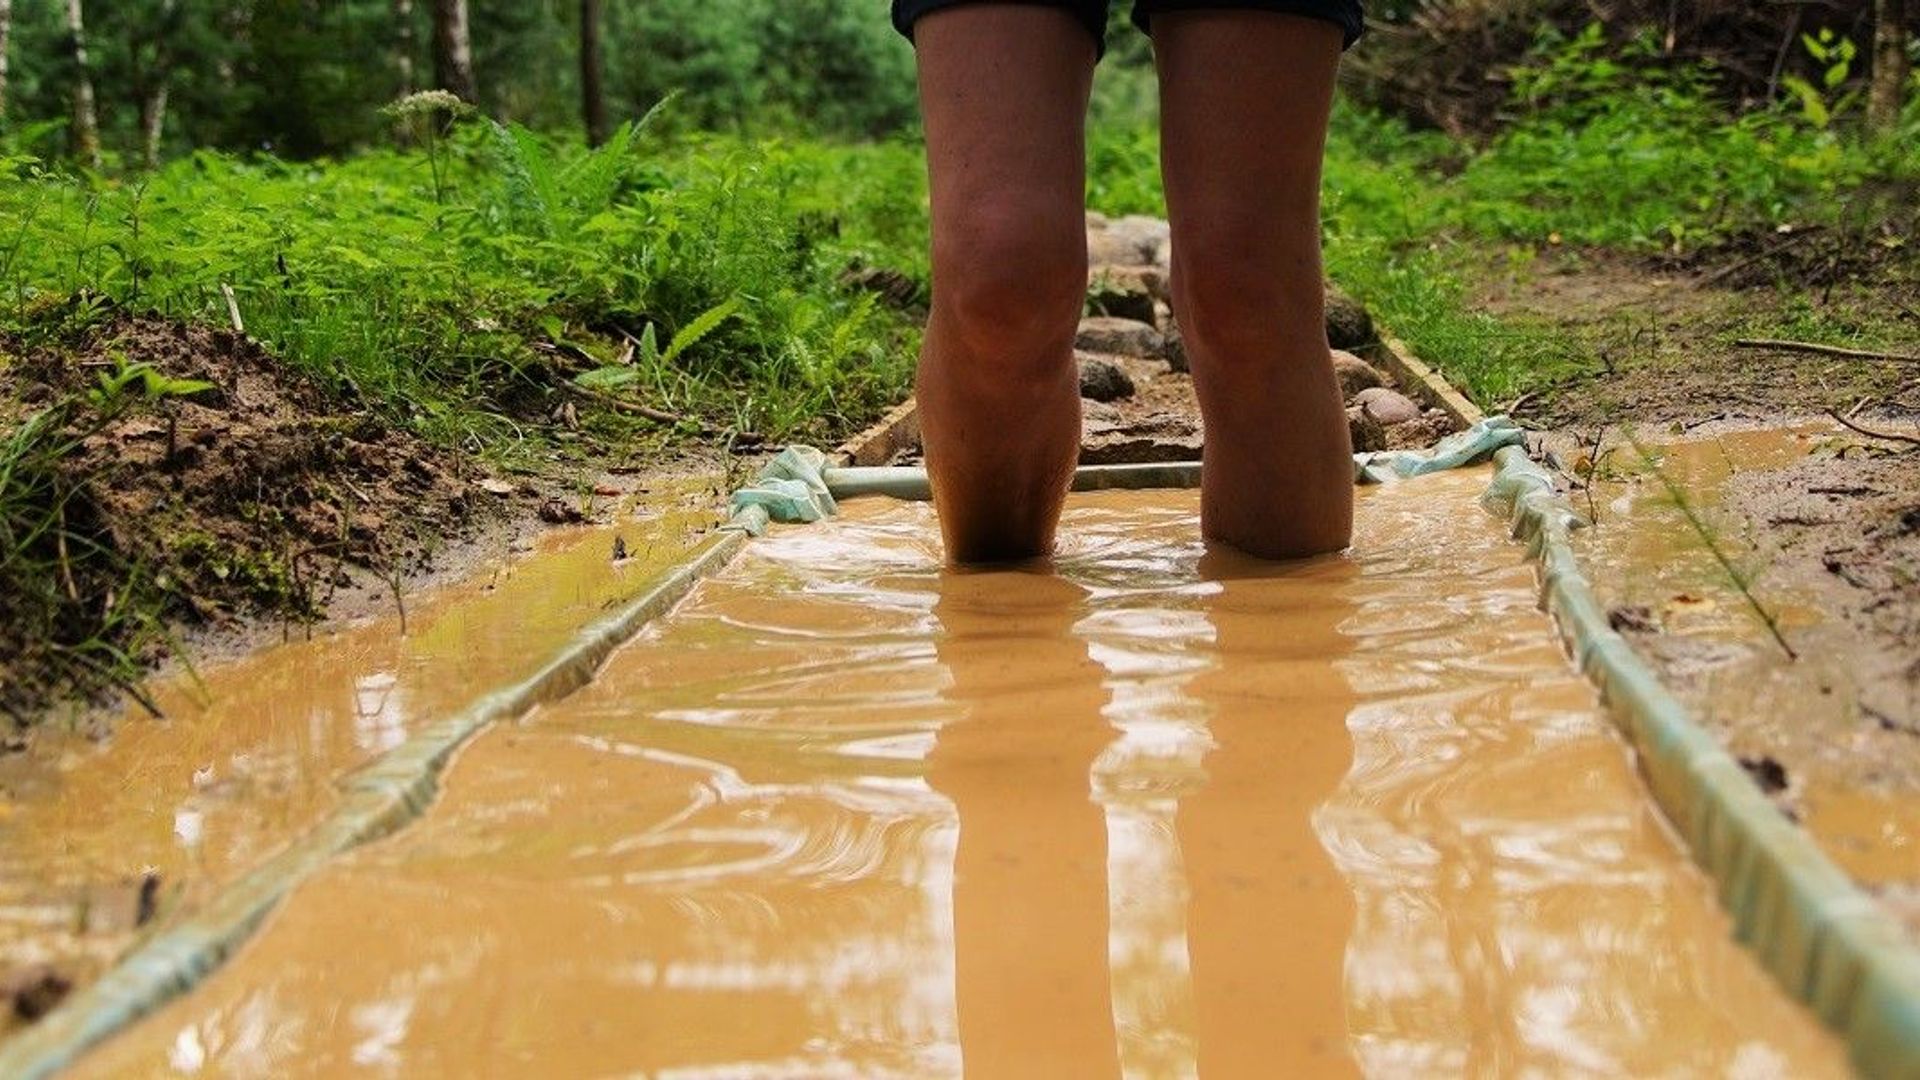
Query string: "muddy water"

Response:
xmin=0 ymin=488 xmax=716 ymax=1007
xmin=74 ymin=472 xmax=1845 ymax=1076
xmin=1572 ymin=425 xmax=1920 ymax=897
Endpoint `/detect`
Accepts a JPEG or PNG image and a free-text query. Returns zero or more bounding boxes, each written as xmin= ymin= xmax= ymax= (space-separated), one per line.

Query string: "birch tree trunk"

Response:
xmin=139 ymin=83 xmax=169 ymax=167
xmin=64 ymin=0 xmax=101 ymax=169
xmin=137 ymin=0 xmax=178 ymax=168
xmin=394 ymin=0 xmax=416 ymax=95
xmin=0 ymin=0 xmax=14 ymax=123
xmin=430 ymin=0 xmax=476 ymax=104
xmin=579 ymin=0 xmax=608 ymax=146
xmin=1868 ymin=0 xmax=1910 ymax=131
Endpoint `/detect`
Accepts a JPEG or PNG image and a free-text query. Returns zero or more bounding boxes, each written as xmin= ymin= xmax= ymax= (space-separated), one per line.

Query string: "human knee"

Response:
xmin=932 ymin=205 xmax=1086 ymax=363
xmin=1171 ymin=227 xmax=1325 ymax=365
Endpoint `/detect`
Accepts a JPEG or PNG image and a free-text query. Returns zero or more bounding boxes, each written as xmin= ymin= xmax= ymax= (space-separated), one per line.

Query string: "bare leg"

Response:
xmin=911 ymin=7 xmax=1096 ymax=563
xmin=1154 ymin=12 xmax=1354 ymax=559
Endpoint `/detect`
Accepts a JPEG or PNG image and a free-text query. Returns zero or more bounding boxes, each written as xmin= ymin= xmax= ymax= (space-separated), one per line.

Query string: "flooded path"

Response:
xmin=0 ymin=488 xmax=717 ymax=1010
xmin=71 ymin=471 xmax=1845 ymax=1076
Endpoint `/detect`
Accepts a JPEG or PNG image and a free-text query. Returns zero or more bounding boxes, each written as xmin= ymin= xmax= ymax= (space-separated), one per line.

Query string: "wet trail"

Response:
xmin=74 ymin=471 xmax=1844 ymax=1076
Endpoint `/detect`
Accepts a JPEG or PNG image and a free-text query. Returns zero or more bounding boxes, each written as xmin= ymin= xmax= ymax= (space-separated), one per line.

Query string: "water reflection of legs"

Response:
xmin=925 ymin=569 xmax=1122 ymax=1080
xmin=1180 ymin=549 xmax=1360 ymax=1077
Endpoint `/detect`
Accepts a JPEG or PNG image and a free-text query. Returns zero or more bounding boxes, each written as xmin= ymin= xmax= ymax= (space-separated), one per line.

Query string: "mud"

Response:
xmin=1474 ymin=248 xmax=1919 ymax=431
xmin=0 ymin=315 xmax=498 ymax=719
xmin=0 ymin=487 xmax=717 ymax=1035
xmin=1569 ymin=423 xmax=1920 ymax=938
xmin=70 ymin=472 xmax=1843 ymax=1076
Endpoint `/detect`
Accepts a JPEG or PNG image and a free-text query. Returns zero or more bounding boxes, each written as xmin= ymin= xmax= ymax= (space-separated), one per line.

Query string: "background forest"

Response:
xmin=0 ymin=0 xmax=1916 ymax=716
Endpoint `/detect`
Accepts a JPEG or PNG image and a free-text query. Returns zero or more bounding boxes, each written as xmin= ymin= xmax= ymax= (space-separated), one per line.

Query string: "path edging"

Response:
xmin=1377 ymin=330 xmax=1920 ymax=1076
xmin=1484 ymin=446 xmax=1920 ymax=1078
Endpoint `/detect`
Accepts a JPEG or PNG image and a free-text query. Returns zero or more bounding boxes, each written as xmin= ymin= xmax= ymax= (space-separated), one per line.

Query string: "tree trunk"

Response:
xmin=430 ymin=0 xmax=476 ymax=104
xmin=579 ymin=0 xmax=608 ymax=146
xmin=1868 ymin=0 xmax=1910 ymax=131
xmin=139 ymin=83 xmax=169 ymax=168
xmin=394 ymin=0 xmax=416 ymax=95
xmin=0 ymin=0 xmax=14 ymax=122
xmin=135 ymin=0 xmax=177 ymax=169
xmin=64 ymin=0 xmax=100 ymax=169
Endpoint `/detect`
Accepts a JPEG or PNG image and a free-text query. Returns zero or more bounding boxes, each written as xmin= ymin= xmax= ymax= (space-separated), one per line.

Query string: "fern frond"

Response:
xmin=662 ymin=297 xmax=742 ymax=364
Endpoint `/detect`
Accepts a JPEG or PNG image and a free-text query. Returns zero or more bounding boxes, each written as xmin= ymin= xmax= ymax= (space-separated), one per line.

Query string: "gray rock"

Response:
xmin=1076 ymin=315 xmax=1165 ymax=359
xmin=1080 ymin=413 xmax=1202 ymax=464
xmin=1355 ymin=386 xmax=1423 ymax=425
xmin=1086 ymin=266 xmax=1161 ymax=323
xmin=1332 ymin=349 xmax=1384 ymax=398
xmin=1076 ymin=353 xmax=1136 ymax=402
xmin=1085 ymin=213 xmax=1170 ymax=268
xmin=1325 ymin=283 xmax=1374 ymax=350
xmin=1347 ymin=405 xmax=1386 ymax=453
xmin=1163 ymin=326 xmax=1188 ymax=372
xmin=1080 ymin=399 xmax=1124 ymax=429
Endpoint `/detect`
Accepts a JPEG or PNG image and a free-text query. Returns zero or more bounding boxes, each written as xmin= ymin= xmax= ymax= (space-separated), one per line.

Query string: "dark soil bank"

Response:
xmin=0 ymin=315 xmax=494 ymax=721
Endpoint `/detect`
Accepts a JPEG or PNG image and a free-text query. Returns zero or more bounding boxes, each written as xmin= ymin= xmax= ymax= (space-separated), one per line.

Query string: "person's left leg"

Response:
xmin=1148 ymin=7 xmax=1355 ymax=560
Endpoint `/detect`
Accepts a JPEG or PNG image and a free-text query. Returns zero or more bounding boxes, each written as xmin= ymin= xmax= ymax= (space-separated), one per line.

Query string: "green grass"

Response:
xmin=1 ymin=107 xmax=931 ymax=453
xmin=1082 ymin=25 xmax=1920 ymax=405
xmin=0 ymin=104 xmax=935 ymax=719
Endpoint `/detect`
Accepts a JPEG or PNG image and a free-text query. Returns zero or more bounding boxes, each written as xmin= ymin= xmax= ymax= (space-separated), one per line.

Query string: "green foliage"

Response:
xmin=0 ymin=110 xmax=927 ymax=446
xmin=1779 ymin=29 xmax=1861 ymax=129
xmin=0 ymin=0 xmax=921 ymax=164
xmin=1081 ymin=20 xmax=1915 ymax=403
xmin=86 ymin=354 xmax=216 ymax=415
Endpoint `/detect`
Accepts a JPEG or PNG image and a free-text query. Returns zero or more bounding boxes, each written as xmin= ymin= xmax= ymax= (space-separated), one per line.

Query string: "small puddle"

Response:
xmin=0 ymin=483 xmax=718 ymax=1015
xmin=1573 ymin=423 xmax=1920 ymax=904
xmin=68 ymin=471 xmax=1844 ymax=1076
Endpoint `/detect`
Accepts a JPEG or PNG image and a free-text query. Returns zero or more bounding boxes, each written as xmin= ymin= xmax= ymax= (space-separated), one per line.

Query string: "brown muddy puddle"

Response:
xmin=1572 ymin=424 xmax=1920 ymax=898
xmin=0 ymin=486 xmax=718 ymax=1012
xmin=70 ymin=471 xmax=1845 ymax=1076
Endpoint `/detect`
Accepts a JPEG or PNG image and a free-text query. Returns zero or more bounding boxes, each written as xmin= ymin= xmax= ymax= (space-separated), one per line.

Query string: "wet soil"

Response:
xmin=0 ymin=314 xmax=727 ymax=727
xmin=68 ymin=475 xmax=1846 ymax=1076
xmin=1467 ymin=240 xmax=1920 ymax=940
xmin=1478 ymin=246 xmax=1919 ymax=430
xmin=1562 ymin=424 xmax=1920 ymax=938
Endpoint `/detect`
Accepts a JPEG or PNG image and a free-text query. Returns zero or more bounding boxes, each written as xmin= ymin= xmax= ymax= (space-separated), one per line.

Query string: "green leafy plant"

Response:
xmin=1780 ymin=29 xmax=1860 ymax=129
xmin=86 ymin=354 xmax=216 ymax=415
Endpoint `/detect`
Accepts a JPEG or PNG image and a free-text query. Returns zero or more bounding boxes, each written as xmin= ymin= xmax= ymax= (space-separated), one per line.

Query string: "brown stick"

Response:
xmin=560 ymin=382 xmax=765 ymax=446
xmin=1695 ymin=225 xmax=1823 ymax=286
xmin=1734 ymin=338 xmax=1920 ymax=364
xmin=1826 ymin=409 xmax=1920 ymax=447
xmin=561 ymin=381 xmax=694 ymax=428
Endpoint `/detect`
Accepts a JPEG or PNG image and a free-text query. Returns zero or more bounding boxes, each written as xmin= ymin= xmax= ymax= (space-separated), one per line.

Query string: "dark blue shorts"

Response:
xmin=891 ymin=0 xmax=1365 ymax=54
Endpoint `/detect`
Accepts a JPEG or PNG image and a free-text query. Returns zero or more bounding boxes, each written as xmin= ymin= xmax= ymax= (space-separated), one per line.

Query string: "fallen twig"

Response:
xmin=1733 ymin=338 xmax=1920 ymax=364
xmin=1826 ymin=409 xmax=1920 ymax=447
xmin=562 ymin=381 xmax=700 ymax=427
xmin=560 ymin=382 xmax=764 ymax=445
xmin=1696 ymin=225 xmax=1823 ymax=287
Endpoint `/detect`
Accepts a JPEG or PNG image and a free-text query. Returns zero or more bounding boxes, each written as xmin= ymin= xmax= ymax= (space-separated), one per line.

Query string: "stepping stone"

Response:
xmin=1355 ymin=386 xmax=1423 ymax=425
xmin=1076 ymin=316 xmax=1165 ymax=360
xmin=1333 ymin=349 xmax=1385 ymax=398
xmin=1076 ymin=353 xmax=1136 ymax=403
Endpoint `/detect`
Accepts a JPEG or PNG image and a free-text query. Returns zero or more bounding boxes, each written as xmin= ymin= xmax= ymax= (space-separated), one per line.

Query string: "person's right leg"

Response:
xmin=909 ymin=5 xmax=1097 ymax=563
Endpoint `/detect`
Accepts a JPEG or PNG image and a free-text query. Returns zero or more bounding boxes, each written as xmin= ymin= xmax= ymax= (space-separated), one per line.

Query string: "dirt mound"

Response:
xmin=1 ymin=314 xmax=489 ymax=720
